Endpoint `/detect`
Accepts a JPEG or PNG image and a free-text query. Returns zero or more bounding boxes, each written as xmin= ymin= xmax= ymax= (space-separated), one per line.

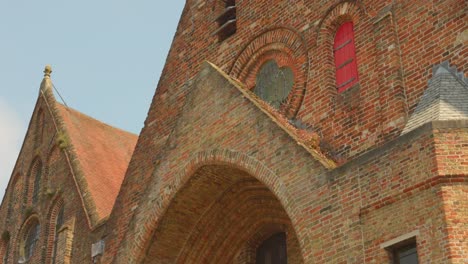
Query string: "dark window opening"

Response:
xmin=214 ymin=0 xmax=236 ymax=41
xmin=393 ymin=242 xmax=419 ymax=264
xmin=256 ymin=232 xmax=287 ymax=264
xmin=52 ymin=206 xmax=65 ymax=264
xmin=334 ymin=22 xmax=359 ymax=93
xmin=22 ymin=221 xmax=40 ymax=262
xmin=254 ymin=60 xmax=294 ymax=109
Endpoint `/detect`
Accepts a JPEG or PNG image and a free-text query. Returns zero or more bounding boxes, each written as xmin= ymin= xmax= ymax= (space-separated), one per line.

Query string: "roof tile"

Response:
xmin=55 ymin=103 xmax=138 ymax=219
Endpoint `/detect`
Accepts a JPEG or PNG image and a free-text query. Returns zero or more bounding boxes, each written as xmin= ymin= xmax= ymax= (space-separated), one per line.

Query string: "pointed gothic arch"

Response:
xmin=114 ymin=149 xmax=309 ymax=263
xmin=44 ymin=197 xmax=65 ymax=264
xmin=143 ymin=165 xmax=303 ymax=264
xmin=15 ymin=214 xmax=42 ymax=263
xmin=315 ymin=0 xmax=363 ymax=95
xmin=25 ymin=158 xmax=43 ymax=206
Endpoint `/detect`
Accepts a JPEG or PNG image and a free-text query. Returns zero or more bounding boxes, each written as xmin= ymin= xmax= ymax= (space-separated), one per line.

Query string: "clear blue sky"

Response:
xmin=0 ymin=1 xmax=185 ymax=200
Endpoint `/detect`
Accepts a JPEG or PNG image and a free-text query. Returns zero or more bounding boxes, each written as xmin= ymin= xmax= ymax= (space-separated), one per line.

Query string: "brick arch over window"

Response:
xmin=14 ymin=214 xmax=41 ymax=263
xmin=316 ymin=0 xmax=364 ymax=37
xmin=25 ymin=158 xmax=43 ymax=206
xmin=114 ymin=149 xmax=310 ymax=263
xmin=315 ymin=1 xmax=363 ymax=95
xmin=142 ymin=166 xmax=303 ymax=264
xmin=44 ymin=197 xmax=65 ymax=264
xmin=230 ymin=28 xmax=309 ymax=118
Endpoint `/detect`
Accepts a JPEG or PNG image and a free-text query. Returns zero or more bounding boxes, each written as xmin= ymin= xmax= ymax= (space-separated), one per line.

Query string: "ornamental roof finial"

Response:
xmin=44 ymin=65 xmax=52 ymax=78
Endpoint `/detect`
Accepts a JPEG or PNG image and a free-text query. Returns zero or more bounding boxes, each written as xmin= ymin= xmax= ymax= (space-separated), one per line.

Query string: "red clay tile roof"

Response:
xmin=55 ymin=103 xmax=137 ymax=219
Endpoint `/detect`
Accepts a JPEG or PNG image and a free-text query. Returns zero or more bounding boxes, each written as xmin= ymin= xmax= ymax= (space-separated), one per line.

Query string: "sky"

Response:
xmin=0 ymin=1 xmax=186 ymax=201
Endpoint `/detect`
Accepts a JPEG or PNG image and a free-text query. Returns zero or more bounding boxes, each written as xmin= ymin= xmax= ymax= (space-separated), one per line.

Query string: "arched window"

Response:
xmin=256 ymin=232 xmax=287 ymax=264
xmin=20 ymin=220 xmax=40 ymax=262
xmin=31 ymin=162 xmax=43 ymax=204
xmin=334 ymin=22 xmax=359 ymax=93
xmin=254 ymin=60 xmax=294 ymax=109
xmin=51 ymin=206 xmax=64 ymax=264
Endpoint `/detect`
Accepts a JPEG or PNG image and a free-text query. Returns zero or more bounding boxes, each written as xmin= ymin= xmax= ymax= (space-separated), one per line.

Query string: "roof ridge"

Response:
xmin=402 ymin=61 xmax=468 ymax=134
xmin=35 ymin=68 xmax=99 ymax=227
xmin=432 ymin=61 xmax=468 ymax=88
xmin=43 ymin=70 xmax=137 ymax=226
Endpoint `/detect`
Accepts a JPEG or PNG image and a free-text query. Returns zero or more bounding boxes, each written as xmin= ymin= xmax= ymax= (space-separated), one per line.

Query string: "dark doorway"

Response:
xmin=256 ymin=232 xmax=287 ymax=264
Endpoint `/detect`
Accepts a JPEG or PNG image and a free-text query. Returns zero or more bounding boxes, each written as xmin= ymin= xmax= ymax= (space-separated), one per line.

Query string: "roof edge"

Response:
xmin=39 ymin=73 xmax=102 ymax=228
xmin=204 ymin=61 xmax=337 ymax=169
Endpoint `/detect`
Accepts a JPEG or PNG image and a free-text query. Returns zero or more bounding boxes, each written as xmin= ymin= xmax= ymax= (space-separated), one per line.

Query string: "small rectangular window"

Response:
xmin=214 ymin=0 xmax=236 ymax=42
xmin=393 ymin=242 xmax=418 ymax=264
xmin=380 ymin=231 xmax=420 ymax=264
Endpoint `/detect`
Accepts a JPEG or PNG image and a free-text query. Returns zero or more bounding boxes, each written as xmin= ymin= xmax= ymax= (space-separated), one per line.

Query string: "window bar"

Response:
xmin=212 ymin=19 xmax=237 ymax=36
xmin=214 ymin=5 xmax=236 ymax=22
xmin=336 ymin=58 xmax=354 ymax=70
xmin=337 ymin=77 xmax=356 ymax=89
xmin=333 ymin=39 xmax=352 ymax=52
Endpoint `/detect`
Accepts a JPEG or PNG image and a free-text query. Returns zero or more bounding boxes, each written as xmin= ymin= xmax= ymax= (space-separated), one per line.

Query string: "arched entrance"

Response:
xmin=143 ymin=165 xmax=303 ymax=264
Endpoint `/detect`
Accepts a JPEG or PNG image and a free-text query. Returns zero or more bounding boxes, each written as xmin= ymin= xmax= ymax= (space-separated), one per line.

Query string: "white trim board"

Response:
xmin=380 ymin=230 xmax=420 ymax=249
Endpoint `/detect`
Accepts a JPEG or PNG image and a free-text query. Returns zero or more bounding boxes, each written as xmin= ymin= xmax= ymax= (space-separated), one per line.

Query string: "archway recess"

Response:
xmin=143 ymin=165 xmax=303 ymax=264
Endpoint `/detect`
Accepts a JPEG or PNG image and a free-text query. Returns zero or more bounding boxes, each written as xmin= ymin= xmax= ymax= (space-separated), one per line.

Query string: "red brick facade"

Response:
xmin=1 ymin=0 xmax=466 ymax=263
xmin=0 ymin=70 xmax=137 ymax=263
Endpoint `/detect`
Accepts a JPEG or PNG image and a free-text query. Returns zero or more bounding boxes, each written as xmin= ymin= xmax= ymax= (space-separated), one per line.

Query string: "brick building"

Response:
xmin=0 ymin=0 xmax=467 ymax=263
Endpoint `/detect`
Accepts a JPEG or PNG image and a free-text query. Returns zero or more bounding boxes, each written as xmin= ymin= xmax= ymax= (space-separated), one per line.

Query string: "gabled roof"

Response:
xmin=54 ymin=103 xmax=138 ymax=220
xmin=37 ymin=66 xmax=138 ymax=224
xmin=402 ymin=61 xmax=468 ymax=134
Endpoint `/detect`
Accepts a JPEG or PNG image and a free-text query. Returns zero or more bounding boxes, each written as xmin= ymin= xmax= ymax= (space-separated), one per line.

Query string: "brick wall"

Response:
xmin=106 ymin=59 xmax=467 ymax=263
xmin=104 ymin=1 xmax=466 ymax=262
xmin=1 ymin=1 xmax=465 ymax=263
xmin=0 ymin=88 xmax=104 ymax=263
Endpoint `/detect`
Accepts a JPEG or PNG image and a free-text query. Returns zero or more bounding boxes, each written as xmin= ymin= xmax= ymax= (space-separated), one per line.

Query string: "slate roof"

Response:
xmin=55 ymin=103 xmax=138 ymax=220
xmin=402 ymin=61 xmax=468 ymax=134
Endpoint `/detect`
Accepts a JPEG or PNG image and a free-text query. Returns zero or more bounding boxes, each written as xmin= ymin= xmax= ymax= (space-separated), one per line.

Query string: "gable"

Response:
xmin=54 ymin=104 xmax=138 ymax=220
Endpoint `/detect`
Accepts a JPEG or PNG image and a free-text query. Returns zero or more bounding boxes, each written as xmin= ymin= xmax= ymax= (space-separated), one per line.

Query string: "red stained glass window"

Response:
xmin=334 ymin=22 xmax=359 ymax=92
